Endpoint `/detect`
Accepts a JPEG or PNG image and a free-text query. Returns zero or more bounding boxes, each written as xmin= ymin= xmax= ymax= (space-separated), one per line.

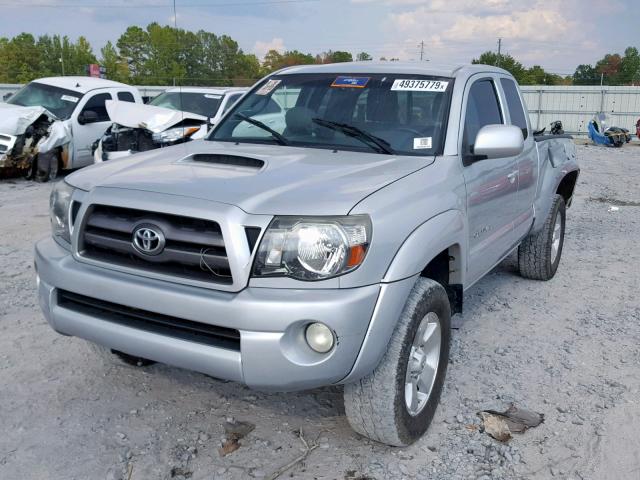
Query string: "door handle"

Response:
xmin=507 ymin=171 xmax=518 ymax=183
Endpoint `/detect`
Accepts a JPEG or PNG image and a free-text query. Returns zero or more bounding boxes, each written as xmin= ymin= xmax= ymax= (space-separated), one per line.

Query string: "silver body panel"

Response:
xmin=35 ymin=62 xmax=579 ymax=391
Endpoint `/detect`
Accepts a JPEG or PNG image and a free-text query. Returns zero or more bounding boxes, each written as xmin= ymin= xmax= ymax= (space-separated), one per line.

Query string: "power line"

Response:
xmin=0 ymin=0 xmax=321 ymax=7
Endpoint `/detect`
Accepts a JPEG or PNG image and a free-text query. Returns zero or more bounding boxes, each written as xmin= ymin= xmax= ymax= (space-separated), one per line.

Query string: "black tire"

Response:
xmin=518 ymin=194 xmax=566 ymax=280
xmin=343 ymin=278 xmax=451 ymax=446
xmin=34 ymin=151 xmax=59 ymax=183
xmin=86 ymin=342 xmax=156 ymax=368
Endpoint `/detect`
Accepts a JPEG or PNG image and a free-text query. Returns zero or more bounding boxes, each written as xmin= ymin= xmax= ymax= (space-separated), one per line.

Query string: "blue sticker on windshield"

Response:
xmin=331 ymin=76 xmax=370 ymax=88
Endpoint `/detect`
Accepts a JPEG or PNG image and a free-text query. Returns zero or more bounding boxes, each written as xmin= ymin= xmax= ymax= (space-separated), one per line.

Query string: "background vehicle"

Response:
xmin=94 ymin=87 xmax=247 ymax=162
xmin=588 ymin=112 xmax=631 ymax=147
xmin=35 ymin=63 xmax=579 ymax=446
xmin=0 ymin=77 xmax=142 ymax=181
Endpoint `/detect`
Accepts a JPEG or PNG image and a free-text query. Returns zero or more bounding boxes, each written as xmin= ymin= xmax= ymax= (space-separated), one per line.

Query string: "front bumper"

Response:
xmin=93 ymin=140 xmax=135 ymax=163
xmin=35 ymin=237 xmax=415 ymax=391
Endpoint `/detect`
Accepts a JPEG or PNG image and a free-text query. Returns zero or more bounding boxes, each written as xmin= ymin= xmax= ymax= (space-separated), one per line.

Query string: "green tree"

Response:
xmin=573 ymin=64 xmax=599 ymax=85
xmin=0 ymin=33 xmax=42 ymax=83
xmin=595 ymin=53 xmax=622 ymax=85
xmin=472 ymin=51 xmax=527 ymax=84
xmin=356 ymin=51 xmax=372 ymax=61
xmin=100 ymin=41 xmax=130 ymax=83
xmin=619 ymin=47 xmax=640 ymax=85
xmin=263 ymin=49 xmax=315 ymax=73
xmin=317 ymin=50 xmax=353 ymax=63
xmin=116 ymin=26 xmax=150 ymax=82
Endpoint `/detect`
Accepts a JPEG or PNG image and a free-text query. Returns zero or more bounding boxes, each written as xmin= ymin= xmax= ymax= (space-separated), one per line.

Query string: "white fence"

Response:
xmin=521 ymin=85 xmax=640 ymax=136
xmin=3 ymin=83 xmax=639 ymax=137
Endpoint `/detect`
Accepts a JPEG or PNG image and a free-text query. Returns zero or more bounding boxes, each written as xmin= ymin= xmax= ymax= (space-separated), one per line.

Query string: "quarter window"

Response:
xmin=500 ymin=78 xmax=529 ymax=139
xmin=462 ymin=80 xmax=503 ymax=155
xmin=117 ymin=91 xmax=135 ymax=103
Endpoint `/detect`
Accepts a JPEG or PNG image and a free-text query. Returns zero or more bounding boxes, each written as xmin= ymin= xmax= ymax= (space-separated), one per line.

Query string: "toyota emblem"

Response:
xmin=132 ymin=225 xmax=166 ymax=256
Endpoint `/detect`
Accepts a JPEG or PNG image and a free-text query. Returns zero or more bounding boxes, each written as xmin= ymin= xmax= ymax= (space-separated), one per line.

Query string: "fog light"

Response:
xmin=305 ymin=323 xmax=334 ymax=353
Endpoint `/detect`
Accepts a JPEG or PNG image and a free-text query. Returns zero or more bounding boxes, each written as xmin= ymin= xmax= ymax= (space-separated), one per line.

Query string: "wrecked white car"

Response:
xmin=94 ymin=87 xmax=247 ymax=162
xmin=0 ymin=77 xmax=142 ymax=181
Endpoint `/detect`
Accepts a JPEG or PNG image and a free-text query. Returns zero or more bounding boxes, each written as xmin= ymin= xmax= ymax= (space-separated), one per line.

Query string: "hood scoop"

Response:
xmin=177 ymin=153 xmax=265 ymax=171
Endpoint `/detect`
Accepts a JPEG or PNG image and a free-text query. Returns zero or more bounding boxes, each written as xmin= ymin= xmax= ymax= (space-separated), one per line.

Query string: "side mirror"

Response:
xmin=78 ymin=110 xmax=99 ymax=125
xmin=473 ymin=124 xmax=524 ymax=160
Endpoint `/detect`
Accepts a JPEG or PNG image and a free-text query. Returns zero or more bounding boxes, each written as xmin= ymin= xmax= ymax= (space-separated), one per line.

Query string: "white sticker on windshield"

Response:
xmin=61 ymin=95 xmax=79 ymax=103
xmin=204 ymin=94 xmax=222 ymax=99
xmin=256 ymin=79 xmax=281 ymax=95
xmin=391 ymin=79 xmax=449 ymax=92
xmin=413 ymin=137 xmax=433 ymax=149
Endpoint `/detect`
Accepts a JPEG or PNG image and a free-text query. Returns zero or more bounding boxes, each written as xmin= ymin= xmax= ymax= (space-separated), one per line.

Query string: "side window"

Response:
xmin=117 ymin=91 xmax=135 ymax=103
xmin=223 ymin=93 xmax=242 ymax=113
xmin=462 ymin=80 xmax=503 ymax=155
xmin=80 ymin=93 xmax=111 ymax=122
xmin=500 ymin=78 xmax=529 ymax=139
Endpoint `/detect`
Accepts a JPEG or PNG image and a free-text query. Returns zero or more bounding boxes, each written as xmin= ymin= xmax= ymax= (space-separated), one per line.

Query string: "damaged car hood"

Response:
xmin=67 ymin=140 xmax=434 ymax=215
xmin=0 ymin=103 xmax=72 ymax=154
xmin=105 ymin=100 xmax=208 ymax=133
xmin=0 ymin=103 xmax=57 ymax=135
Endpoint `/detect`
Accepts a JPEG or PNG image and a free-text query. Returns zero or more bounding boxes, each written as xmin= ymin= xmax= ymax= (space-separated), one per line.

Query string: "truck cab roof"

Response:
xmin=32 ymin=76 xmax=135 ymax=94
xmin=277 ymin=62 xmax=512 ymax=81
xmin=161 ymin=86 xmax=248 ymax=95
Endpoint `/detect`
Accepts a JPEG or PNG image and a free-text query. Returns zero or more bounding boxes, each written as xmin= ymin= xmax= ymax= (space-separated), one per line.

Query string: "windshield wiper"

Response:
xmin=312 ymin=118 xmax=395 ymax=155
xmin=233 ymin=113 xmax=289 ymax=146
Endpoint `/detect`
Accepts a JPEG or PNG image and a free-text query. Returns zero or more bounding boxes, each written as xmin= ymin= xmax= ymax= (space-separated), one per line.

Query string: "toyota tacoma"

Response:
xmin=35 ymin=63 xmax=579 ymax=446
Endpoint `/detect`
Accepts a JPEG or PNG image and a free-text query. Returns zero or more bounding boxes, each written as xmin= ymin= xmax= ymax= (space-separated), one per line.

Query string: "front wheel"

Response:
xmin=343 ymin=278 xmax=451 ymax=446
xmin=34 ymin=151 xmax=60 ymax=183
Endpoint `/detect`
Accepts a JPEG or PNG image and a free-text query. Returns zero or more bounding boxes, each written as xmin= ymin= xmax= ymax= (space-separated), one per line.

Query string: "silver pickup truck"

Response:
xmin=35 ymin=63 xmax=579 ymax=446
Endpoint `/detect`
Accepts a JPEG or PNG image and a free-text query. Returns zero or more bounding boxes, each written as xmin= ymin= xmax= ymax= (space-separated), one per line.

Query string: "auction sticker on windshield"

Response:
xmin=256 ymin=79 xmax=281 ymax=95
xmin=413 ymin=137 xmax=433 ymax=149
xmin=391 ymin=80 xmax=449 ymax=92
xmin=331 ymin=76 xmax=370 ymax=88
xmin=61 ymin=95 xmax=79 ymax=103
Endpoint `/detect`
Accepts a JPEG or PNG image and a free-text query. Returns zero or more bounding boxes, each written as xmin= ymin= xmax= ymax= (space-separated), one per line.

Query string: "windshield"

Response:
xmin=7 ymin=82 xmax=82 ymax=120
xmin=150 ymin=91 xmax=223 ymax=118
xmin=210 ymin=73 xmax=452 ymax=155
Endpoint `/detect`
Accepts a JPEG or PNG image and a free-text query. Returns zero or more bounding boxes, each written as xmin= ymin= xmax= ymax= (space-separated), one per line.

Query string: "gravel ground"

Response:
xmin=1 ymin=144 xmax=639 ymax=480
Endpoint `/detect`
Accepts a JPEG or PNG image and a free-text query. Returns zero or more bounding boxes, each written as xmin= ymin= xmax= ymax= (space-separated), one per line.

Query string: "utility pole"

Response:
xmin=497 ymin=38 xmax=502 ymax=66
xmin=419 ymin=40 xmax=425 ymax=61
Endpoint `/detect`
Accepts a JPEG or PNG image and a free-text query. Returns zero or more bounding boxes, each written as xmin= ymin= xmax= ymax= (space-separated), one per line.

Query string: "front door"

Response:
xmin=72 ymin=91 xmax=114 ymax=167
xmin=461 ymin=77 xmax=520 ymax=285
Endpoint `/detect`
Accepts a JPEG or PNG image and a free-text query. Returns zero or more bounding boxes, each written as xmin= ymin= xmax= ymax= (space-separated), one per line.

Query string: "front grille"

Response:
xmin=58 ymin=290 xmax=240 ymax=351
xmin=80 ymin=205 xmax=232 ymax=284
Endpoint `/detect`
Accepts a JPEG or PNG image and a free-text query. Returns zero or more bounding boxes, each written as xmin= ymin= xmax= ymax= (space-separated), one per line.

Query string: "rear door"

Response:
xmin=72 ymin=90 xmax=114 ymax=167
xmin=499 ymin=77 xmax=537 ymax=240
xmin=461 ymin=76 xmax=520 ymax=285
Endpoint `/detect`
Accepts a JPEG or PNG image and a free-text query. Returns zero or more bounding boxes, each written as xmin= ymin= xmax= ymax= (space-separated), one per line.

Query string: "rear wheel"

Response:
xmin=518 ymin=194 xmax=566 ymax=280
xmin=343 ymin=278 xmax=451 ymax=446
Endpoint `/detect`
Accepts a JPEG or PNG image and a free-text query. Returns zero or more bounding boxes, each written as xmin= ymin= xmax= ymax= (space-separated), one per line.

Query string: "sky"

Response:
xmin=2 ymin=0 xmax=639 ymax=75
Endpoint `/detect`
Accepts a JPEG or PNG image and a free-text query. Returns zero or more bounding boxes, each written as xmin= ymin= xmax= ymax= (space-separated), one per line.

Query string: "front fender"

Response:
xmin=382 ymin=209 xmax=467 ymax=284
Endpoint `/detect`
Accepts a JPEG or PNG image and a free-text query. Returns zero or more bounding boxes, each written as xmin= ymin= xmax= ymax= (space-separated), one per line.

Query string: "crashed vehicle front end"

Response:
xmin=0 ymin=105 xmax=72 ymax=178
xmin=94 ymin=100 xmax=209 ymax=162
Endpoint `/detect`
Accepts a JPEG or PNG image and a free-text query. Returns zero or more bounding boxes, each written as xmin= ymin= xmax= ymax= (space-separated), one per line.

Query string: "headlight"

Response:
xmin=252 ymin=215 xmax=371 ymax=281
xmin=152 ymin=126 xmax=201 ymax=144
xmin=49 ymin=181 xmax=75 ymax=243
